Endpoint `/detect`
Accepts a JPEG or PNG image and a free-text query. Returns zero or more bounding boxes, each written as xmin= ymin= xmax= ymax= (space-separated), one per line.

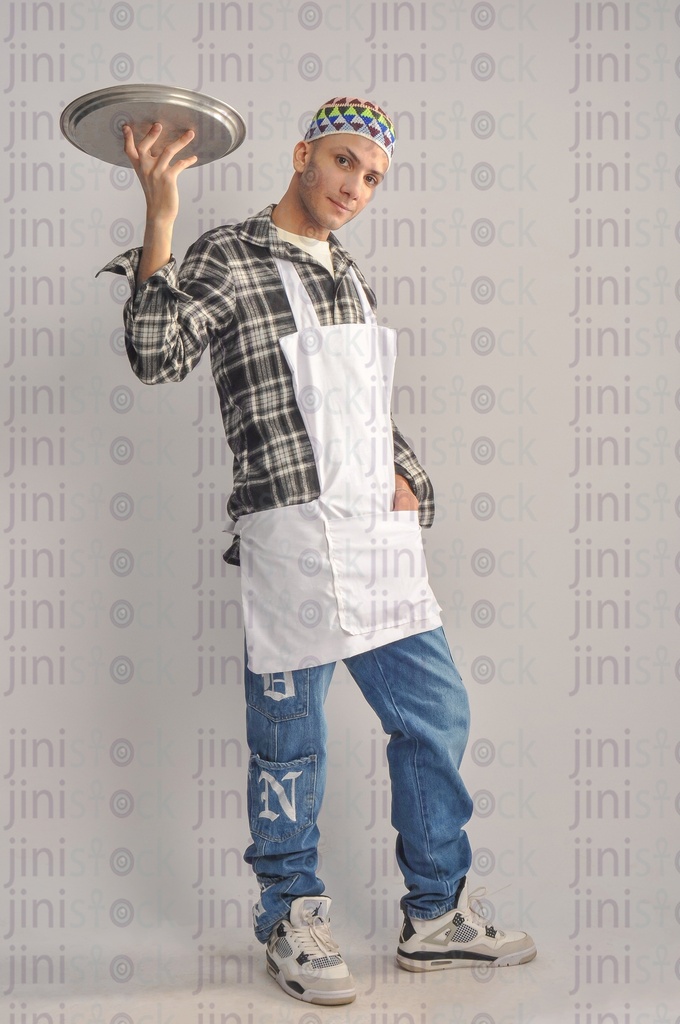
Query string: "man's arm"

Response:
xmin=121 ymin=122 xmax=197 ymax=285
xmin=98 ymin=123 xmax=233 ymax=385
xmin=393 ymin=473 xmax=419 ymax=512
xmin=99 ymin=237 xmax=235 ymax=385
xmin=391 ymin=417 xmax=435 ymax=526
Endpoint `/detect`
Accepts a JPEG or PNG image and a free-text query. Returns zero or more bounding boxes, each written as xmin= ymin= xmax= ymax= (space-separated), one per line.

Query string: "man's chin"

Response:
xmin=300 ymin=206 xmax=353 ymax=237
xmin=326 ymin=209 xmax=355 ymax=231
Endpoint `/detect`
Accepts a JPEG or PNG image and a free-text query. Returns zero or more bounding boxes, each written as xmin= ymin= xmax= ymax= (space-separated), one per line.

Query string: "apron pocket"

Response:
xmin=324 ymin=510 xmax=433 ymax=636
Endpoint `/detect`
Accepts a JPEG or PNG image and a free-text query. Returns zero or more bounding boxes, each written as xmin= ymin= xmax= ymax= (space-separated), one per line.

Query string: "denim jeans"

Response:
xmin=244 ymin=626 xmax=473 ymax=943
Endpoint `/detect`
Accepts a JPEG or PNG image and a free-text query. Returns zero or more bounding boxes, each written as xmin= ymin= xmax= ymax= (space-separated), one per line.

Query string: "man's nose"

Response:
xmin=341 ymin=172 xmax=361 ymax=198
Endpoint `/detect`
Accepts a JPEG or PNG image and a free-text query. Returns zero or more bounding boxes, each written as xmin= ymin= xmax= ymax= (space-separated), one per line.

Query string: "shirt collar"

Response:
xmin=237 ymin=205 xmax=355 ymax=276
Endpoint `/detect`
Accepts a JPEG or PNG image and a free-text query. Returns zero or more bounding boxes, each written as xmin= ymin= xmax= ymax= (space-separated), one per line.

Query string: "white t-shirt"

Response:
xmin=274 ymin=225 xmax=335 ymax=278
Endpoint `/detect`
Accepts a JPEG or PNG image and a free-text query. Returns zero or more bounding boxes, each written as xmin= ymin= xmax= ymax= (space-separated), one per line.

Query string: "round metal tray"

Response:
xmin=60 ymin=84 xmax=246 ymax=167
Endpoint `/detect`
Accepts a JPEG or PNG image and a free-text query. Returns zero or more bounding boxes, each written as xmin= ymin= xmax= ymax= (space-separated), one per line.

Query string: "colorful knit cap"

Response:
xmin=304 ymin=97 xmax=395 ymax=165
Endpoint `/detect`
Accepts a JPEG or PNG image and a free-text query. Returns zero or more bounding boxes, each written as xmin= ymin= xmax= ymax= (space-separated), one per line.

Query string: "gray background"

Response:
xmin=1 ymin=1 xmax=678 ymax=1020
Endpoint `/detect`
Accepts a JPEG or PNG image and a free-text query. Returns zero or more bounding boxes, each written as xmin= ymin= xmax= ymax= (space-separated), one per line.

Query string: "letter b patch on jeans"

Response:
xmin=245 ymin=664 xmax=310 ymax=723
xmin=248 ymin=753 xmax=317 ymax=842
xmin=263 ymin=671 xmax=296 ymax=702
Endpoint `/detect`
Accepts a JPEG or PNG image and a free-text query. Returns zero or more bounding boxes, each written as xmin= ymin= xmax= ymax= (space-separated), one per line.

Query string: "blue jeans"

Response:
xmin=244 ymin=626 xmax=473 ymax=943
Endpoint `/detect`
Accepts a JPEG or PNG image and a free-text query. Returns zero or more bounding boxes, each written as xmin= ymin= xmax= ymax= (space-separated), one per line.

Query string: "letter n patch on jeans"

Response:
xmin=248 ymin=753 xmax=317 ymax=842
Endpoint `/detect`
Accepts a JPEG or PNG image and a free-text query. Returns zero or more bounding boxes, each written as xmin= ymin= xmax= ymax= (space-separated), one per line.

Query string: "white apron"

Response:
xmin=234 ymin=259 xmax=442 ymax=673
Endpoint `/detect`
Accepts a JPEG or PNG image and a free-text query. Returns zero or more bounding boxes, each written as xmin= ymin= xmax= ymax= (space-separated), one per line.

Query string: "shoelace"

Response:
xmin=465 ymin=887 xmax=492 ymax=927
xmin=297 ymin=912 xmax=341 ymax=958
xmin=466 ymin=885 xmax=511 ymax=932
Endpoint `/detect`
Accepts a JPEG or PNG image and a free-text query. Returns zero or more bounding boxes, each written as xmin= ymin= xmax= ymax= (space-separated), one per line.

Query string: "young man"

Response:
xmin=101 ymin=98 xmax=536 ymax=1006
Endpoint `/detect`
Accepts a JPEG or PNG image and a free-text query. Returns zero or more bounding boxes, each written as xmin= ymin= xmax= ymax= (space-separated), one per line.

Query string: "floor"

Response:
xmin=4 ymin=907 xmax=672 ymax=1024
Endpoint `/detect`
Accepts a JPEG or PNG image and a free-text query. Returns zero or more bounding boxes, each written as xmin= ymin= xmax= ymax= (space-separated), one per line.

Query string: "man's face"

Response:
xmin=293 ymin=134 xmax=388 ymax=238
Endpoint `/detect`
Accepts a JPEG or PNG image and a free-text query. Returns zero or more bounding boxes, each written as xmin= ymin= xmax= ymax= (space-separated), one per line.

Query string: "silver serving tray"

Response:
xmin=60 ymin=84 xmax=246 ymax=167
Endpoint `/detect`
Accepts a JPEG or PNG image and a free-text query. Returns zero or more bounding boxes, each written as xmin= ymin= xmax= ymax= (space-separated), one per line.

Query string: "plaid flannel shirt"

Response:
xmin=99 ymin=205 xmax=435 ymax=565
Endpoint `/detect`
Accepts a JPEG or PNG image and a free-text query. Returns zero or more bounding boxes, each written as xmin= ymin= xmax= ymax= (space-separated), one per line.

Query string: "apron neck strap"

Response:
xmin=273 ymin=257 xmax=377 ymax=331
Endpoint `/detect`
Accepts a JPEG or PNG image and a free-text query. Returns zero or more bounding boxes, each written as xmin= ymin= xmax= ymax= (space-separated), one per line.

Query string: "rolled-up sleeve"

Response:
xmin=98 ymin=235 xmax=235 ymax=384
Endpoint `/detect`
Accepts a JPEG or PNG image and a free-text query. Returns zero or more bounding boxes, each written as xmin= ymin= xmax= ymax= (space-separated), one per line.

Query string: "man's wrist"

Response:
xmin=394 ymin=471 xmax=417 ymax=495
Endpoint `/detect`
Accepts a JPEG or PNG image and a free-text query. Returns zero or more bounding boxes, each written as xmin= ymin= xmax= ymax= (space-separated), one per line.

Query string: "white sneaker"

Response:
xmin=396 ymin=881 xmax=537 ymax=971
xmin=266 ymin=896 xmax=356 ymax=1004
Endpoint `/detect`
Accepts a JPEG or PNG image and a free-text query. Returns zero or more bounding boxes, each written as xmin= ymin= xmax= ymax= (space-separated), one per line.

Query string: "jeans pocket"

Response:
xmin=248 ymin=753 xmax=317 ymax=842
xmin=325 ymin=510 xmax=432 ymax=635
xmin=245 ymin=665 xmax=310 ymax=722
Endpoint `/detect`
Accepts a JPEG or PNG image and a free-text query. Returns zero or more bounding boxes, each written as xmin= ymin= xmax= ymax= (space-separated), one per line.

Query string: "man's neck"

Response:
xmin=271 ymin=192 xmax=329 ymax=241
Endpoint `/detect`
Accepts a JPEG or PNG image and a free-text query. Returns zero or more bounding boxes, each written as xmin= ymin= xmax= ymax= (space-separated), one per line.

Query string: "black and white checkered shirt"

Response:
xmin=100 ymin=206 xmax=435 ymax=565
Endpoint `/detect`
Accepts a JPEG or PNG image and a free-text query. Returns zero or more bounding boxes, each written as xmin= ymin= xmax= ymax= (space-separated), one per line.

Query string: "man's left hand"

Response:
xmin=393 ymin=473 xmax=419 ymax=512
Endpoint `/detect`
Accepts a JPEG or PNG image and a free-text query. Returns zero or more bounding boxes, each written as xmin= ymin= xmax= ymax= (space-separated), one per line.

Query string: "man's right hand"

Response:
xmin=122 ymin=122 xmax=198 ymax=284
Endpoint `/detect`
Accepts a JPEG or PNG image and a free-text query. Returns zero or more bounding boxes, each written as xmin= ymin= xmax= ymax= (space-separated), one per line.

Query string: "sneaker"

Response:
xmin=266 ymin=896 xmax=356 ymax=1004
xmin=396 ymin=880 xmax=537 ymax=972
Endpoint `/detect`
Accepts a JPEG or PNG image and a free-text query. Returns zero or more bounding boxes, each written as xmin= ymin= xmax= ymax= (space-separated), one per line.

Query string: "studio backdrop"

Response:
xmin=1 ymin=2 xmax=678 ymax=1022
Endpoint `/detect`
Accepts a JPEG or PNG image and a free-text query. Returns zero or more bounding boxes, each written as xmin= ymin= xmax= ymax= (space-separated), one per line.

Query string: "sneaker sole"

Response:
xmin=267 ymin=960 xmax=357 ymax=1005
xmin=396 ymin=945 xmax=537 ymax=972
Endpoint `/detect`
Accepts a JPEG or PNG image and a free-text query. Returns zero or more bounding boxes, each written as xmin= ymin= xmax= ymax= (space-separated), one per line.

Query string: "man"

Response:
xmin=101 ymin=97 xmax=536 ymax=1006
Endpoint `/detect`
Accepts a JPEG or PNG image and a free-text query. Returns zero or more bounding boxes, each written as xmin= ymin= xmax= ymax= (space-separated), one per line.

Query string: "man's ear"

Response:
xmin=292 ymin=140 xmax=312 ymax=173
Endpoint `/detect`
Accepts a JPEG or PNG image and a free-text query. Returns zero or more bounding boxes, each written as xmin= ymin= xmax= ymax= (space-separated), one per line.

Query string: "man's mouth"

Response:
xmin=329 ymin=198 xmax=351 ymax=213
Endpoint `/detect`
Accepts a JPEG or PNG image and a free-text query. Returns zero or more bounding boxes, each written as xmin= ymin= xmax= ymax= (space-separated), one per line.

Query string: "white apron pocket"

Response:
xmin=324 ymin=510 xmax=437 ymax=636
